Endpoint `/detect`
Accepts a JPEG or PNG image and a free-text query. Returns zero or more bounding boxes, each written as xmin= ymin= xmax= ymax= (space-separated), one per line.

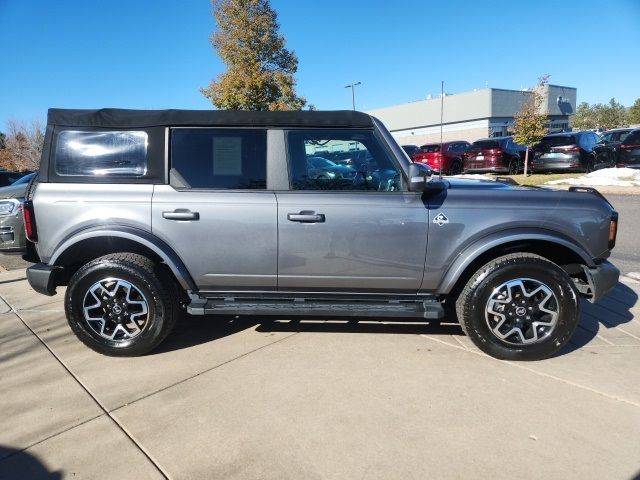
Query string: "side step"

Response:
xmin=187 ymin=294 xmax=444 ymax=320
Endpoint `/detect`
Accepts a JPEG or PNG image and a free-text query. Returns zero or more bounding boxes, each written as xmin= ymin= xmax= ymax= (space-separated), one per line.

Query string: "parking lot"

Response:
xmin=0 ymin=191 xmax=638 ymax=479
xmin=1 ymin=267 xmax=640 ymax=479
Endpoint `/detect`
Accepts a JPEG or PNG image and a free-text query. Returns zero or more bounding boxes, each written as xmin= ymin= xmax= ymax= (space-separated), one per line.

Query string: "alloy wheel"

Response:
xmin=485 ymin=278 xmax=559 ymax=345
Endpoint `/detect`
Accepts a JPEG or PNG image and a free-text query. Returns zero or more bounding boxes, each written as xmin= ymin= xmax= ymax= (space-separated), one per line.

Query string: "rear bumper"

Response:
xmin=582 ymin=261 xmax=619 ymax=303
xmin=26 ymin=263 xmax=58 ymax=296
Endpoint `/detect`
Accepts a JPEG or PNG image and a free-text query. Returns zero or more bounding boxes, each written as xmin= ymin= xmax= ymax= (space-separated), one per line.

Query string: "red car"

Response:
xmin=464 ymin=137 xmax=525 ymax=174
xmin=412 ymin=141 xmax=470 ymax=175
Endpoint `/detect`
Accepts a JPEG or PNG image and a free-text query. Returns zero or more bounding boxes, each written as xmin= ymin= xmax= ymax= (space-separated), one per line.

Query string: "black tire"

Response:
xmin=449 ymin=161 xmax=462 ymax=176
xmin=585 ymin=156 xmax=595 ymax=173
xmin=508 ymin=158 xmax=519 ymax=175
xmin=65 ymin=253 xmax=179 ymax=356
xmin=455 ymin=253 xmax=580 ymax=361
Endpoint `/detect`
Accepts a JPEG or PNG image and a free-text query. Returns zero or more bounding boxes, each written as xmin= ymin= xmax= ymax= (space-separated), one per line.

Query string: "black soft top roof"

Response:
xmin=47 ymin=108 xmax=374 ymax=129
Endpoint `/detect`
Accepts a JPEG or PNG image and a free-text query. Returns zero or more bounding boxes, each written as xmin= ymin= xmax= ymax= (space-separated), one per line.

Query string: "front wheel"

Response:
xmin=455 ymin=253 xmax=580 ymax=360
xmin=508 ymin=159 xmax=519 ymax=175
xmin=65 ymin=253 xmax=179 ymax=356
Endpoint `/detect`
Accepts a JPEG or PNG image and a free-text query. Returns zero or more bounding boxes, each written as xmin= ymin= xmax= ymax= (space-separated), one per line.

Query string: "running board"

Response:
xmin=187 ymin=294 xmax=444 ymax=320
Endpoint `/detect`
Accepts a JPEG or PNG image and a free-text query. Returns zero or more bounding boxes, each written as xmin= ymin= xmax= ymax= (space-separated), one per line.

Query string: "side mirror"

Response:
xmin=408 ymin=162 xmax=433 ymax=192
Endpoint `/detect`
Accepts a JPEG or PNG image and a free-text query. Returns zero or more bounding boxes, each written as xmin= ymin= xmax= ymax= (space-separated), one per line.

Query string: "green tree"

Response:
xmin=571 ymin=102 xmax=598 ymax=130
xmin=512 ymin=75 xmax=549 ymax=176
xmin=595 ymin=98 xmax=627 ymax=130
xmin=201 ymin=0 xmax=307 ymax=111
xmin=627 ymin=98 xmax=640 ymax=125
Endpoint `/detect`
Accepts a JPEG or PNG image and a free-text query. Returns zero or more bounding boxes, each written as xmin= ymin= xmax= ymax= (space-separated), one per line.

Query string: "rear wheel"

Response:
xmin=585 ymin=156 xmax=595 ymax=173
xmin=455 ymin=253 xmax=580 ymax=360
xmin=508 ymin=158 xmax=519 ymax=175
xmin=65 ymin=253 xmax=179 ymax=356
xmin=449 ymin=161 xmax=462 ymax=176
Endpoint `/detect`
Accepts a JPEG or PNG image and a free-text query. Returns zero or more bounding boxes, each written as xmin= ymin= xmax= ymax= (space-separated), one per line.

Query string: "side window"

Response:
xmin=287 ymin=129 xmax=402 ymax=191
xmin=55 ymin=130 xmax=148 ymax=177
xmin=170 ymin=128 xmax=266 ymax=189
xmin=601 ymin=132 xmax=613 ymax=142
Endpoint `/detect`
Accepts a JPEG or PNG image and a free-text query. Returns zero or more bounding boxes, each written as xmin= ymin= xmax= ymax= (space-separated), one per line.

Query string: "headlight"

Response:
xmin=0 ymin=199 xmax=20 ymax=216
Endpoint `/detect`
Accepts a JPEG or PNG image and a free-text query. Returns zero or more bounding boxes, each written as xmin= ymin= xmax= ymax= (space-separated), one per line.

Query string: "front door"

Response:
xmin=277 ymin=129 xmax=429 ymax=292
xmin=152 ymin=127 xmax=277 ymax=290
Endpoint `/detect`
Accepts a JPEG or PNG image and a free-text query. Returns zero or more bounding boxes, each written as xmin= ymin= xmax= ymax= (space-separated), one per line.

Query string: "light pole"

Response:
xmin=344 ymin=81 xmax=361 ymax=110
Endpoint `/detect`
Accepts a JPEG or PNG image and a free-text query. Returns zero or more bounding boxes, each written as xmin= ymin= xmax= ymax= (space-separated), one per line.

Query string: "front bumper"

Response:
xmin=582 ymin=261 xmax=619 ymax=303
xmin=26 ymin=263 xmax=59 ymax=296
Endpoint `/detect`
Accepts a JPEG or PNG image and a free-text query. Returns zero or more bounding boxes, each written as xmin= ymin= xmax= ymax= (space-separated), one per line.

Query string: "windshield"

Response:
xmin=420 ymin=145 xmax=440 ymax=153
xmin=307 ymin=157 xmax=337 ymax=169
xmin=11 ymin=172 xmax=35 ymax=185
xmin=539 ymin=135 xmax=576 ymax=147
xmin=472 ymin=140 xmax=500 ymax=150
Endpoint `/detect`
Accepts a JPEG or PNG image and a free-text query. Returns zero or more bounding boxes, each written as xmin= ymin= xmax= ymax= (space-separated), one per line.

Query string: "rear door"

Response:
xmin=276 ymin=129 xmax=428 ymax=292
xmin=152 ymin=128 xmax=277 ymax=290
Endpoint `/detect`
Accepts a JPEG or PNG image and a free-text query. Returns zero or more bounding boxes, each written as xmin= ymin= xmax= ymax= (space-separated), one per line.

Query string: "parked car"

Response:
xmin=25 ymin=108 xmax=619 ymax=361
xmin=331 ymin=149 xmax=372 ymax=170
xmin=532 ymin=131 xmax=612 ymax=173
xmin=598 ymin=128 xmax=634 ymax=165
xmin=463 ymin=137 xmax=525 ymax=174
xmin=0 ymin=172 xmax=37 ymax=254
xmin=305 ymin=156 xmax=357 ymax=184
xmin=617 ymin=128 xmax=640 ymax=169
xmin=401 ymin=145 xmax=420 ymax=159
xmin=413 ymin=141 xmax=470 ymax=175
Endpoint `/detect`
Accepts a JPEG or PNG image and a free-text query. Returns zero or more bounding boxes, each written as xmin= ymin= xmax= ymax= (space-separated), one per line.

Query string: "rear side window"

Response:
xmin=55 ymin=131 xmax=148 ymax=177
xmin=624 ymin=131 xmax=640 ymax=144
xmin=170 ymin=128 xmax=266 ymax=189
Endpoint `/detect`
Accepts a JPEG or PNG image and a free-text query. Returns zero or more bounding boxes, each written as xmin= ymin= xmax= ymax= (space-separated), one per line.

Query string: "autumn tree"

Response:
xmin=626 ymin=98 xmax=640 ymax=125
xmin=512 ymin=75 xmax=549 ymax=176
xmin=201 ymin=0 xmax=307 ymax=111
xmin=1 ymin=119 xmax=44 ymax=171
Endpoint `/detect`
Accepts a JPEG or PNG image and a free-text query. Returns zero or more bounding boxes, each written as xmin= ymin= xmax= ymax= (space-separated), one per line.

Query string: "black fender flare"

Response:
xmin=48 ymin=225 xmax=196 ymax=290
xmin=436 ymin=228 xmax=594 ymax=295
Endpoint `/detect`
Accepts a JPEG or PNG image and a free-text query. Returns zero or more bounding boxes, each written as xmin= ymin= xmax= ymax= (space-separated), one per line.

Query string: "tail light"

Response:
xmin=23 ymin=200 xmax=37 ymax=242
xmin=620 ymin=144 xmax=639 ymax=150
xmin=565 ymin=145 xmax=580 ymax=152
xmin=609 ymin=213 xmax=618 ymax=249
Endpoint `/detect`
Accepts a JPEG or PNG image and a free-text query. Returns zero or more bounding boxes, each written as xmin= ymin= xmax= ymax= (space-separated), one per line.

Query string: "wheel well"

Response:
xmin=447 ymin=240 xmax=587 ymax=300
xmin=54 ymin=237 xmax=165 ymax=285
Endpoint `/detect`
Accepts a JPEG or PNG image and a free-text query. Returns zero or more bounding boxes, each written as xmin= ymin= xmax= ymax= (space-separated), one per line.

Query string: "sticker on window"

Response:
xmin=212 ymin=137 xmax=242 ymax=176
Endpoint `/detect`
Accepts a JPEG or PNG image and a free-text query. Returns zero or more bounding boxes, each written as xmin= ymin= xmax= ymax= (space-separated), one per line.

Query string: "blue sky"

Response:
xmin=1 ymin=0 xmax=639 ymax=128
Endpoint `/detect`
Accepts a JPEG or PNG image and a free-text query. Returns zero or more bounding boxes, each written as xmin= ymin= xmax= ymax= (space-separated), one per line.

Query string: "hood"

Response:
xmin=445 ymin=178 xmax=524 ymax=190
xmin=0 ymin=183 xmax=28 ymax=200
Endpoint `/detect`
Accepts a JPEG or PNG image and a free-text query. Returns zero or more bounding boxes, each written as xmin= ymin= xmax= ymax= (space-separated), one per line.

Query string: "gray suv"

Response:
xmin=25 ymin=109 xmax=620 ymax=361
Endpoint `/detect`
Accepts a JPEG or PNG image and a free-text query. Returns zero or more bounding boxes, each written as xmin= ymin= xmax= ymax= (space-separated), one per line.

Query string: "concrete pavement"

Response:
xmin=1 ymin=268 xmax=640 ymax=479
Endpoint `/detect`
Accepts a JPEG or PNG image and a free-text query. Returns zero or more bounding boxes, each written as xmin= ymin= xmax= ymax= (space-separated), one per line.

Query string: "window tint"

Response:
xmin=55 ymin=131 xmax=148 ymax=177
xmin=170 ymin=129 xmax=266 ymax=189
xmin=287 ymin=129 xmax=401 ymax=191
xmin=601 ymin=132 xmax=613 ymax=142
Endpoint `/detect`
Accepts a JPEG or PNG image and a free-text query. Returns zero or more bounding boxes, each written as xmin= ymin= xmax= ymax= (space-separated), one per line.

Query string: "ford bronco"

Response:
xmin=24 ymin=108 xmax=620 ymax=360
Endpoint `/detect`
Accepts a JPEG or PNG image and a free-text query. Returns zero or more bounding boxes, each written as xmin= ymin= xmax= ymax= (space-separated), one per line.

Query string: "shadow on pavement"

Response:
xmin=559 ymin=281 xmax=638 ymax=355
xmin=155 ymin=310 xmax=461 ymax=354
xmin=0 ymin=445 xmax=62 ymax=479
xmin=153 ymin=282 xmax=636 ymax=355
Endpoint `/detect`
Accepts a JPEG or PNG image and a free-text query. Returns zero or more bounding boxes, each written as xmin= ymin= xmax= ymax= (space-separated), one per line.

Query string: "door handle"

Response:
xmin=162 ymin=209 xmax=200 ymax=221
xmin=287 ymin=210 xmax=325 ymax=223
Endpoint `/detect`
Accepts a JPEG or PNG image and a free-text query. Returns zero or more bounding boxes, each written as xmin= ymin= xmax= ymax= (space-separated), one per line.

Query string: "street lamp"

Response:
xmin=344 ymin=81 xmax=362 ymax=110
